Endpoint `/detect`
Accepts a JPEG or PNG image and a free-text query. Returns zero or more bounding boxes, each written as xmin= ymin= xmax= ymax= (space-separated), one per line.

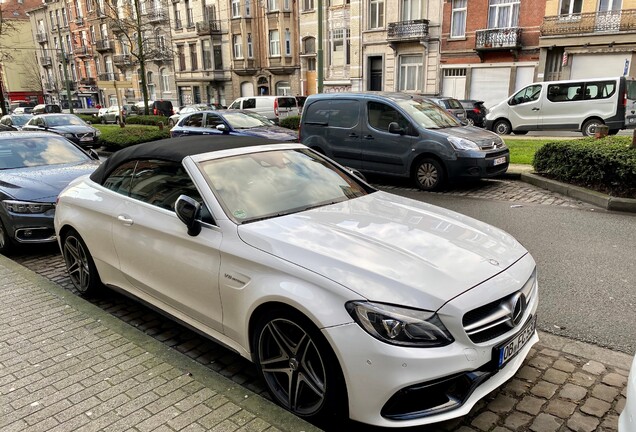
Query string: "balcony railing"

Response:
xmin=387 ymin=19 xmax=429 ymax=41
xmin=95 ymin=39 xmax=114 ymax=52
xmin=475 ymin=27 xmax=522 ymax=49
xmin=146 ymin=8 xmax=168 ymax=23
xmin=80 ymin=77 xmax=96 ymax=86
xmin=40 ymin=56 xmax=53 ymax=67
xmin=113 ymin=54 xmax=134 ymax=66
xmin=57 ymin=52 xmax=70 ymax=63
xmin=75 ymin=16 xmax=84 ymax=25
xmin=196 ymin=20 xmax=222 ymax=35
xmin=74 ymin=45 xmax=91 ymax=57
xmin=541 ymin=9 xmax=636 ymax=35
xmin=36 ymin=32 xmax=48 ymax=43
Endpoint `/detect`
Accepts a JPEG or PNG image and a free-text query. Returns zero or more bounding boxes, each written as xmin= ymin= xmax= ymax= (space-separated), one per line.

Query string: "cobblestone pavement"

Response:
xmin=8 ymin=178 xmax=630 ymax=431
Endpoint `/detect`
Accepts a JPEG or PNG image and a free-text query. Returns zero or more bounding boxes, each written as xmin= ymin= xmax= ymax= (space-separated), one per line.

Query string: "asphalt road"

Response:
xmin=386 ymin=188 xmax=636 ymax=355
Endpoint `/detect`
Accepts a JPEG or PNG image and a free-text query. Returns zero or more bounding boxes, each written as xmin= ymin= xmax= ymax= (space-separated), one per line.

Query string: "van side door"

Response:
xmin=540 ymin=82 xmax=590 ymax=130
xmin=507 ymin=84 xmax=542 ymax=132
xmin=362 ymin=101 xmax=418 ymax=175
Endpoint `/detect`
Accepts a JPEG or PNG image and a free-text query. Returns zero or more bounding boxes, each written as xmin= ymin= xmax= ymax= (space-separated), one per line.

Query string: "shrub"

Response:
xmin=279 ymin=116 xmax=300 ymax=130
xmin=95 ymin=125 xmax=170 ymax=151
xmin=533 ymin=136 xmax=636 ymax=198
xmin=126 ymin=115 xmax=167 ymax=126
xmin=77 ymin=114 xmax=96 ymax=123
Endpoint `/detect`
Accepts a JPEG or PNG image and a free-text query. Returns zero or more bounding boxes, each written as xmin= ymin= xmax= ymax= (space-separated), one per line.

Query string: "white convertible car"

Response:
xmin=54 ymin=135 xmax=539 ymax=428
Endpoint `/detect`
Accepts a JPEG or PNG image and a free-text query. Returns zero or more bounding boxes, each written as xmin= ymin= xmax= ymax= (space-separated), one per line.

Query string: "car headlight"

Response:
xmin=95 ymin=129 xmax=101 ymax=136
xmin=2 ymin=200 xmax=55 ymax=214
xmin=62 ymin=133 xmax=75 ymax=138
xmin=448 ymin=136 xmax=480 ymax=150
xmin=346 ymin=301 xmax=454 ymax=347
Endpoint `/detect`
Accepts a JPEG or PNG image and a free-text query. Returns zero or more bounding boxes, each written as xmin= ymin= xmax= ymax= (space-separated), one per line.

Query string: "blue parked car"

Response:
xmin=170 ymin=110 xmax=298 ymax=141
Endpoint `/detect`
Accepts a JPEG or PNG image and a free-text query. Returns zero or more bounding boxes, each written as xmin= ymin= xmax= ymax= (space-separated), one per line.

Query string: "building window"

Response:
xmin=283 ymin=0 xmax=290 ymax=10
xmin=329 ymin=28 xmax=350 ymax=66
xmin=369 ymin=0 xmax=384 ymax=29
xmin=247 ymin=33 xmax=253 ymax=58
xmin=560 ymin=0 xmax=582 ymax=15
xmin=269 ymin=30 xmax=280 ymax=56
xmin=284 ymin=29 xmax=291 ymax=56
xmin=303 ymin=0 xmax=314 ymax=10
xmin=268 ymin=0 xmax=278 ymax=11
xmin=401 ymin=0 xmax=423 ymax=20
xmin=214 ymin=44 xmax=223 ymax=69
xmin=231 ymin=0 xmax=240 ymax=17
xmin=398 ymin=55 xmax=423 ymax=92
xmin=488 ymin=0 xmax=520 ymax=28
xmin=161 ymin=68 xmax=170 ymax=91
xmin=276 ymin=81 xmax=291 ymax=95
xmin=185 ymin=0 xmax=194 ymax=26
xmin=189 ymin=43 xmax=198 ymax=70
xmin=303 ymin=37 xmax=316 ymax=54
xmin=173 ymin=6 xmax=182 ymax=29
xmin=451 ymin=0 xmax=467 ymax=38
xmin=202 ymin=40 xmax=212 ymax=69
xmin=246 ymin=0 xmax=251 ymax=16
xmin=233 ymin=34 xmax=243 ymax=59
xmin=177 ymin=45 xmax=186 ymax=70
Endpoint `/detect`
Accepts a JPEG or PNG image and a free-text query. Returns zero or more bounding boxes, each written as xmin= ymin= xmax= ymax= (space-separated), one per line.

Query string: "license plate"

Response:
xmin=497 ymin=315 xmax=536 ymax=368
xmin=80 ymin=137 xmax=93 ymax=142
xmin=493 ymin=156 xmax=507 ymax=166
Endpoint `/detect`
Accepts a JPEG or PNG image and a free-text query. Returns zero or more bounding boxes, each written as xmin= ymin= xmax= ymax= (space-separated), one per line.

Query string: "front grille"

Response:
xmin=485 ymin=149 xmax=508 ymax=158
xmin=463 ymin=269 xmax=536 ymax=343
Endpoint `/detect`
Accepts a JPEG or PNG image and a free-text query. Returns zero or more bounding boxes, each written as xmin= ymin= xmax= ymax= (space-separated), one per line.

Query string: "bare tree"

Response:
xmin=0 ymin=4 xmax=17 ymax=115
xmin=102 ymin=0 xmax=173 ymax=115
xmin=21 ymin=54 xmax=45 ymax=95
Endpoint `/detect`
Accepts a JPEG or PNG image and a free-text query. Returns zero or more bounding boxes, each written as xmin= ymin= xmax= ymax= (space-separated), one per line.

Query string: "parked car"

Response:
xmin=99 ymin=105 xmax=135 ymax=124
xmin=460 ymin=100 xmax=488 ymax=127
xmin=171 ymin=110 xmax=298 ymax=141
xmin=296 ymin=95 xmax=307 ymax=113
xmin=620 ymin=354 xmax=636 ymax=432
xmin=0 ymin=114 xmax=33 ymax=130
xmin=32 ymin=104 xmax=62 ymax=114
xmin=299 ymin=92 xmax=509 ymax=191
xmin=426 ymin=96 xmax=467 ymax=122
xmin=12 ymin=107 xmax=33 ymax=115
xmin=54 ymin=134 xmax=538 ymax=428
xmin=168 ymin=104 xmax=212 ymax=127
xmin=228 ymin=95 xmax=300 ymax=124
xmin=9 ymin=101 xmax=36 ymax=113
xmin=0 ymin=131 xmax=100 ymax=254
xmin=151 ymin=100 xmax=174 ymax=117
xmin=22 ymin=114 xmax=101 ymax=148
xmin=486 ymin=76 xmax=636 ymax=136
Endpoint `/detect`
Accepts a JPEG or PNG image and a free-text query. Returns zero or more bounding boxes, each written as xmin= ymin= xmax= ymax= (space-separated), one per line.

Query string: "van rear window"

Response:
xmin=626 ymin=80 xmax=636 ymax=100
xmin=277 ymin=97 xmax=297 ymax=108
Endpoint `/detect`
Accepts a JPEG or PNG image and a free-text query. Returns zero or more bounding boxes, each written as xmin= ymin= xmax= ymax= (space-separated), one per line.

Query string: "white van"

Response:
xmin=485 ymin=76 xmax=636 ymax=136
xmin=228 ymin=95 xmax=299 ymax=123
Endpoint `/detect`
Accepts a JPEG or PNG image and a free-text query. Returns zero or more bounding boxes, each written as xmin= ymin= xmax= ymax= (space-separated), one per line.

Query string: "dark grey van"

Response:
xmin=299 ymin=92 xmax=509 ymax=190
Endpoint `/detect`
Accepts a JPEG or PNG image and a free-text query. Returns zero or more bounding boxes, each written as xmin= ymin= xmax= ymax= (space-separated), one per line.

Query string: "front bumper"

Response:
xmin=1 ymin=210 xmax=57 ymax=244
xmin=323 ymin=254 xmax=538 ymax=428
xmin=446 ymin=149 xmax=510 ymax=180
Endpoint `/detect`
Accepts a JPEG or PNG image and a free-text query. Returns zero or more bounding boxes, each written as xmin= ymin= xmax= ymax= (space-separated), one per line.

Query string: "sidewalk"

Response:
xmin=0 ymin=256 xmax=319 ymax=432
xmin=1 ymin=255 xmax=632 ymax=432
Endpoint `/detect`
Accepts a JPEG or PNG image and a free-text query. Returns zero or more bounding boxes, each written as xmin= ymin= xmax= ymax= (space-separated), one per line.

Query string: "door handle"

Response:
xmin=532 ymin=108 xmax=540 ymax=111
xmin=117 ymin=215 xmax=134 ymax=226
xmin=348 ymin=133 xmax=358 ymax=138
xmin=363 ymin=135 xmax=374 ymax=140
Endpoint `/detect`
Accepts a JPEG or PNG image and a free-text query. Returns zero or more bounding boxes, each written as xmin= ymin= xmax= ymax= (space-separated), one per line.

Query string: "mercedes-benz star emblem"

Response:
xmin=507 ymin=293 xmax=527 ymax=327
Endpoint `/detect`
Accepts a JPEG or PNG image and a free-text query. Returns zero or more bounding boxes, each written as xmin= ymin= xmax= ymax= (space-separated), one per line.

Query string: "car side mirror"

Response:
xmin=86 ymin=120 xmax=91 ymax=125
xmin=216 ymin=124 xmax=229 ymax=133
xmin=388 ymin=122 xmax=405 ymax=135
xmin=88 ymin=148 xmax=100 ymax=160
xmin=346 ymin=167 xmax=367 ymax=182
xmin=175 ymin=195 xmax=202 ymax=236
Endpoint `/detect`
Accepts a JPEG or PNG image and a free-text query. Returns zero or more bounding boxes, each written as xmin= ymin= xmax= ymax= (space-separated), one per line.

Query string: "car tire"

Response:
xmin=513 ymin=130 xmax=529 ymax=135
xmin=252 ymin=308 xmax=347 ymax=424
xmin=168 ymin=119 xmax=175 ymax=127
xmin=100 ymin=118 xmax=106 ymax=124
xmin=582 ymin=119 xmax=603 ymax=137
xmin=466 ymin=118 xmax=475 ymax=126
xmin=62 ymin=229 xmax=102 ymax=296
xmin=413 ymin=158 xmax=445 ymax=191
xmin=0 ymin=219 xmax=14 ymax=255
xmin=493 ymin=119 xmax=512 ymax=135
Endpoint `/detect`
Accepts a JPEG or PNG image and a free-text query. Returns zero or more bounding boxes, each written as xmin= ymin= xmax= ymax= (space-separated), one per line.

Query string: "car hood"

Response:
xmin=49 ymin=125 xmax=95 ymax=134
xmin=439 ymin=126 xmax=505 ymax=148
xmin=239 ymin=126 xmax=298 ymax=141
xmin=0 ymin=161 xmax=100 ymax=202
xmin=237 ymin=191 xmax=527 ymax=310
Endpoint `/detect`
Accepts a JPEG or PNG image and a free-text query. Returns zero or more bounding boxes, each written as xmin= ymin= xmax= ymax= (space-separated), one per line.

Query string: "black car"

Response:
xmin=0 ymin=114 xmax=32 ymax=130
xmin=459 ymin=100 xmax=488 ymax=127
xmin=0 ymin=131 xmax=100 ymax=254
xmin=22 ymin=114 xmax=101 ymax=148
xmin=152 ymin=100 xmax=174 ymax=117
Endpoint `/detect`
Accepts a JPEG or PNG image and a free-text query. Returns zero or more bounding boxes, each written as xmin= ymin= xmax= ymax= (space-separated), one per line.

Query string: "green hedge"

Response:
xmin=77 ymin=114 xmax=96 ymax=123
xmin=533 ymin=137 xmax=636 ymax=198
xmin=95 ymin=125 xmax=170 ymax=151
xmin=279 ymin=116 xmax=300 ymax=130
xmin=126 ymin=115 xmax=167 ymax=126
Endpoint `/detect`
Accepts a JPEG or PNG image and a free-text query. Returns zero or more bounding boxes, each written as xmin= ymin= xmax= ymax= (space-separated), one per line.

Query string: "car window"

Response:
xmin=447 ymin=99 xmax=463 ymax=109
xmin=584 ymin=80 xmax=616 ymax=99
xmin=277 ymin=97 xmax=297 ymax=108
xmin=0 ymin=135 xmax=90 ymax=170
xmin=396 ymin=98 xmax=460 ymax=129
xmin=243 ymin=99 xmax=256 ymax=109
xmin=205 ymin=114 xmax=224 ymax=128
xmin=45 ymin=115 xmax=87 ymax=126
xmin=303 ymin=100 xmax=359 ymax=128
xmin=103 ymin=159 xmax=213 ymax=222
xmin=199 ymin=149 xmax=369 ymax=223
xmin=229 ymin=100 xmax=241 ymax=109
xmin=184 ymin=113 xmax=204 ymax=127
xmin=510 ymin=85 xmax=542 ymax=105
xmin=367 ymin=101 xmax=410 ymax=132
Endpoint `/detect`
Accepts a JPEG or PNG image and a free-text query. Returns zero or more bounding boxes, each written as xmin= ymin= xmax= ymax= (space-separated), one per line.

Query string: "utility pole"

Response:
xmin=57 ymin=26 xmax=74 ymax=113
xmin=317 ymin=0 xmax=323 ymax=93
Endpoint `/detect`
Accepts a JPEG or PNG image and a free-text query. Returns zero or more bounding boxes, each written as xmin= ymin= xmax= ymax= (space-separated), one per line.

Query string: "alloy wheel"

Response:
xmin=257 ymin=318 xmax=327 ymax=416
xmin=417 ymin=162 xmax=439 ymax=190
xmin=63 ymin=235 xmax=91 ymax=293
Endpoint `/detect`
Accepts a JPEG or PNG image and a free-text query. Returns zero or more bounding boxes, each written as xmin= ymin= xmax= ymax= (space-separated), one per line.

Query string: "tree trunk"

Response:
xmin=133 ymin=0 xmax=150 ymax=116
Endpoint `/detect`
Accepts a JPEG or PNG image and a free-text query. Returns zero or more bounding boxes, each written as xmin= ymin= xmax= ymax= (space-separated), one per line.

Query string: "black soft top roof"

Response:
xmin=90 ymin=135 xmax=282 ymax=184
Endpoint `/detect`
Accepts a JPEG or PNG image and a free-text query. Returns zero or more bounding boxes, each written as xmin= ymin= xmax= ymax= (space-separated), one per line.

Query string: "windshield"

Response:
xmin=12 ymin=115 xmax=32 ymax=126
xmin=224 ymin=112 xmax=274 ymax=129
xmin=0 ymin=136 xmax=90 ymax=169
xmin=396 ymin=99 xmax=460 ymax=129
xmin=198 ymin=149 xmax=369 ymax=223
xmin=45 ymin=115 xmax=87 ymax=127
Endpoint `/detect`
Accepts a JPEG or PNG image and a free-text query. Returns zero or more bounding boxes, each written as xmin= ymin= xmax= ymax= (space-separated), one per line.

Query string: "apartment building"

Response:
xmin=169 ymin=0 xmax=231 ymax=106
xmin=539 ymin=0 xmax=636 ymax=81
xmin=439 ymin=0 xmax=544 ymax=108
xmin=67 ymin=0 xmax=99 ymax=107
xmin=228 ymin=0 xmax=301 ymax=98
